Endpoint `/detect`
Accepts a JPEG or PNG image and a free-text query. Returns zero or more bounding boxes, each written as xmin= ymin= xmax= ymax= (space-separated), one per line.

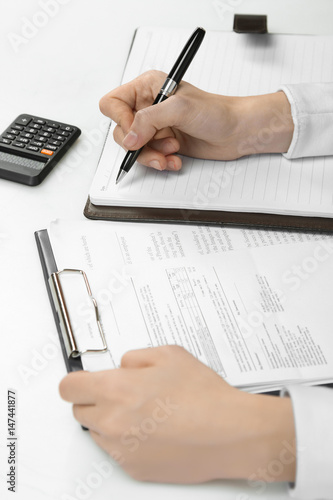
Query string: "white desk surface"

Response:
xmin=1 ymin=1 xmax=332 ymax=499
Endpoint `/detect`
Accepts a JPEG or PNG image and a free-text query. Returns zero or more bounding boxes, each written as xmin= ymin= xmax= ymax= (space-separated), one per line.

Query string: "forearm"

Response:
xmin=231 ymin=91 xmax=294 ymax=158
xmin=244 ymin=393 xmax=296 ymax=483
xmin=212 ymin=392 xmax=296 ymax=482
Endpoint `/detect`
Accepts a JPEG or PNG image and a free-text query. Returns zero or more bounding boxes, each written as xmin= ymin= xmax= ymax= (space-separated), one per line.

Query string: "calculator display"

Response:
xmin=0 ymin=151 xmax=46 ymax=175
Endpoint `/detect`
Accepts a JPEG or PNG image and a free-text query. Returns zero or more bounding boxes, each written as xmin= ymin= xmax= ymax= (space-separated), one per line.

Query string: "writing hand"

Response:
xmin=99 ymin=70 xmax=293 ymax=172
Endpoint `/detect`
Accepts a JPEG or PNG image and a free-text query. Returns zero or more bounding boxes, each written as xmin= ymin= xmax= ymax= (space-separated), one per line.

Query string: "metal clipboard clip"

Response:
xmin=48 ymin=269 xmax=108 ymax=359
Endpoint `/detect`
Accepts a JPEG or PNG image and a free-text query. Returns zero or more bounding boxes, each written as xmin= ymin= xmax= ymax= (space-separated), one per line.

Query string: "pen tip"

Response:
xmin=115 ymin=170 xmax=127 ymax=185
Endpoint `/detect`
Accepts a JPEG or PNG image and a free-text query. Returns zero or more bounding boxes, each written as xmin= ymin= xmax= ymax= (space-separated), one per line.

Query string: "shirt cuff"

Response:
xmin=279 ymin=83 xmax=333 ymax=159
xmin=281 ymin=385 xmax=333 ymax=499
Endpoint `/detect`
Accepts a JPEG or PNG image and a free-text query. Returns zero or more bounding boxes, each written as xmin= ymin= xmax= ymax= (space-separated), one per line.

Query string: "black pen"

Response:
xmin=115 ymin=27 xmax=206 ymax=184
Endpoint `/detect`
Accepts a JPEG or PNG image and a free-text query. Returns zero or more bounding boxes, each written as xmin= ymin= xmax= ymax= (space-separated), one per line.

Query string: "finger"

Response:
xmin=89 ymin=430 xmax=126 ymax=464
xmin=59 ymin=370 xmax=112 ymax=404
xmin=145 ymin=138 xmax=182 ymax=171
xmin=137 ymin=138 xmax=182 ymax=171
xmin=114 ymin=126 xmax=181 ymax=170
xmin=89 ymin=429 xmax=109 ymax=449
xmin=59 ymin=371 xmax=97 ymax=404
xmin=121 ymin=346 xmax=176 ymax=368
xmin=72 ymin=403 xmax=101 ymax=432
xmin=122 ymin=144 xmax=179 ymax=171
xmin=114 ymin=125 xmax=180 ymax=156
xmin=137 ymin=150 xmax=182 ymax=171
xmin=122 ymin=96 xmax=184 ymax=151
xmin=148 ymin=137 xmax=180 ymax=155
xmin=138 ymin=149 xmax=182 ymax=171
xmin=99 ymin=70 xmax=166 ymax=131
xmin=100 ymin=94 xmax=134 ymax=133
xmin=121 ymin=348 xmax=157 ymax=368
xmin=113 ymin=124 xmax=126 ymax=145
xmin=114 ymin=122 xmax=177 ymax=145
xmin=99 ymin=79 xmax=138 ymax=129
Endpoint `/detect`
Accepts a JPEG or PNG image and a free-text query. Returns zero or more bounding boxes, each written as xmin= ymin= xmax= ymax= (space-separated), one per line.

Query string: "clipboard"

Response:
xmin=35 ymin=224 xmax=333 ymax=397
xmin=35 ymin=229 xmax=110 ymax=375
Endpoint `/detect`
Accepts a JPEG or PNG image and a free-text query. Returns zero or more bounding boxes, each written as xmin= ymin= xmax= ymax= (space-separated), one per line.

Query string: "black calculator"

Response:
xmin=0 ymin=114 xmax=81 ymax=186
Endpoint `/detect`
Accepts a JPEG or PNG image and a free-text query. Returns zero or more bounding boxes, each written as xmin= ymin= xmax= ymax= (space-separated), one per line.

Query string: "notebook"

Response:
xmin=38 ymin=218 xmax=333 ymax=393
xmin=85 ymin=26 xmax=333 ymax=231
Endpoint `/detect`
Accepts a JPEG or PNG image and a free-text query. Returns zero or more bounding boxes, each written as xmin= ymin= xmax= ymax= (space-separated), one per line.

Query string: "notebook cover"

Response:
xmin=84 ymin=197 xmax=333 ymax=233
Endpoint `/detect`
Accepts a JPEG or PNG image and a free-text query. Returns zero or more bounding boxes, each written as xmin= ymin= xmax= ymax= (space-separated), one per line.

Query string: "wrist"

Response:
xmin=234 ymin=91 xmax=294 ymax=157
xmin=239 ymin=393 xmax=296 ymax=483
xmin=210 ymin=390 xmax=296 ymax=483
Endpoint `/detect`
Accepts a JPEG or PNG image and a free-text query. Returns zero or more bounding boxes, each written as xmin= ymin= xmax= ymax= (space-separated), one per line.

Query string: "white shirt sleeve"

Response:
xmin=281 ymin=385 xmax=333 ymax=499
xmin=278 ymin=83 xmax=333 ymax=497
xmin=279 ymin=83 xmax=333 ymax=159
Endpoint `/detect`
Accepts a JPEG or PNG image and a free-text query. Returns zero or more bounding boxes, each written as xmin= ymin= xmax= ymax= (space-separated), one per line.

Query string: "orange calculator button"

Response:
xmin=41 ymin=149 xmax=54 ymax=156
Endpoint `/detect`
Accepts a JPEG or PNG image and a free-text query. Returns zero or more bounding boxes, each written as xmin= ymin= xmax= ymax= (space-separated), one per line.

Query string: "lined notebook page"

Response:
xmin=90 ymin=27 xmax=333 ymax=217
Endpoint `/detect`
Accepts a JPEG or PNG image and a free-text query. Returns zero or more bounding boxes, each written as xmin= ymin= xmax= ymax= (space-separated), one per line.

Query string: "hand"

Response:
xmin=99 ymin=70 xmax=294 ymax=172
xmin=59 ymin=345 xmax=296 ymax=484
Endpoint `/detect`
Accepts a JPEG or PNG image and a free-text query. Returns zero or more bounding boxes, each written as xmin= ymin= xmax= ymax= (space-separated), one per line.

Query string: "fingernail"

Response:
xmin=123 ymin=131 xmax=138 ymax=149
xmin=149 ymin=160 xmax=161 ymax=170
xmin=167 ymin=160 xmax=175 ymax=170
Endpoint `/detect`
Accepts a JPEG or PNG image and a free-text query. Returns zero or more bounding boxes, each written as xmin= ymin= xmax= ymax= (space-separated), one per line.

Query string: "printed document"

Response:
xmin=49 ymin=220 xmax=333 ymax=391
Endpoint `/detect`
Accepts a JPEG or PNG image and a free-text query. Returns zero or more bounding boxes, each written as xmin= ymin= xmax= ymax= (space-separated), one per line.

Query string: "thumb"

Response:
xmin=122 ymin=97 xmax=180 ymax=150
xmin=120 ymin=347 xmax=160 ymax=368
xmin=121 ymin=345 xmax=182 ymax=368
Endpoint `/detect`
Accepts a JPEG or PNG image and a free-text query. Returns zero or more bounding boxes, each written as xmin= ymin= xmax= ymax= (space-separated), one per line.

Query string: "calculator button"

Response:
xmin=15 ymin=115 xmax=32 ymax=126
xmin=42 ymin=127 xmax=55 ymax=133
xmin=60 ymin=125 xmax=73 ymax=132
xmin=48 ymin=140 xmax=61 ymax=146
xmin=33 ymin=119 xmax=46 ymax=125
xmin=20 ymin=132 xmax=34 ymax=139
xmin=39 ymin=131 xmax=51 ymax=138
xmin=4 ymin=134 xmax=15 ymax=140
xmin=31 ymin=123 xmax=42 ymax=130
xmin=35 ymin=136 xmax=47 ymax=142
xmin=31 ymin=141 xmax=44 ymax=147
xmin=26 ymin=128 xmax=37 ymax=134
xmin=13 ymin=142 xmax=26 ymax=148
xmin=57 ymin=130 xmax=70 ymax=137
xmin=8 ymin=129 xmax=20 ymax=136
xmin=52 ymin=135 xmax=65 ymax=142
xmin=17 ymin=137 xmax=29 ymax=144
xmin=0 ymin=138 xmax=11 ymax=144
xmin=41 ymin=149 xmax=54 ymax=156
xmin=46 ymin=122 xmax=59 ymax=129
xmin=44 ymin=144 xmax=57 ymax=151
xmin=12 ymin=124 xmax=24 ymax=131
xmin=27 ymin=145 xmax=40 ymax=152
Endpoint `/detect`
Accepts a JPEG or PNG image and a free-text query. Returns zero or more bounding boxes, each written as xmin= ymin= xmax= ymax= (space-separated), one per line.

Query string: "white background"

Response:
xmin=1 ymin=1 xmax=333 ymax=499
